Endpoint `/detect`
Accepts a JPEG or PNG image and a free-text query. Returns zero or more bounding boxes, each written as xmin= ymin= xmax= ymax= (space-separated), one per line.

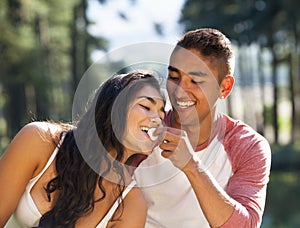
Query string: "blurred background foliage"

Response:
xmin=0 ymin=0 xmax=300 ymax=227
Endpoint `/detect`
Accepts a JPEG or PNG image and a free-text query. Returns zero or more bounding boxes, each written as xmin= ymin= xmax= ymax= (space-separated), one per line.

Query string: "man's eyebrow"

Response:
xmin=189 ymin=71 xmax=208 ymax=77
xmin=168 ymin=65 xmax=208 ymax=77
xmin=168 ymin=65 xmax=180 ymax=72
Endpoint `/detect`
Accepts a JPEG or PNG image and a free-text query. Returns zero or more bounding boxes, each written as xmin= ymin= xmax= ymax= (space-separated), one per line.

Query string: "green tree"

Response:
xmin=0 ymin=0 xmax=107 ymax=143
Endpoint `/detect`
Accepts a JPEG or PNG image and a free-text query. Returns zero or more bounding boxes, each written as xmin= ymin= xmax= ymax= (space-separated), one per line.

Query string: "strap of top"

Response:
xmin=27 ymin=134 xmax=65 ymax=190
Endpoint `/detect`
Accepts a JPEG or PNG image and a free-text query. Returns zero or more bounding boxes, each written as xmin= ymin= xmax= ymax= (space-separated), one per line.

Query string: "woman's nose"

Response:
xmin=151 ymin=116 xmax=162 ymax=126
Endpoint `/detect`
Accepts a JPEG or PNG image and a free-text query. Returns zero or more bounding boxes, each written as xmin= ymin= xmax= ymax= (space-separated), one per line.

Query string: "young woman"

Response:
xmin=0 ymin=71 xmax=165 ymax=227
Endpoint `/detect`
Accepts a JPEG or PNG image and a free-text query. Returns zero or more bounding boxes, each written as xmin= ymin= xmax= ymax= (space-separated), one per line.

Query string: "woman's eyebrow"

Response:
xmin=137 ymin=96 xmax=157 ymax=104
xmin=138 ymin=96 xmax=165 ymax=108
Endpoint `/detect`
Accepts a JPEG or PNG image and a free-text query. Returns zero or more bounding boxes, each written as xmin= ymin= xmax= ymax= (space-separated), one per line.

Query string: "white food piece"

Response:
xmin=147 ymin=128 xmax=158 ymax=141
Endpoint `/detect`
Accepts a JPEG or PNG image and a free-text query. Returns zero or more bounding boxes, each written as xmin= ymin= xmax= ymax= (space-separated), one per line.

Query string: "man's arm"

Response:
xmin=160 ymin=127 xmax=271 ymax=228
xmin=221 ymin=137 xmax=271 ymax=227
xmin=182 ymin=158 xmax=235 ymax=227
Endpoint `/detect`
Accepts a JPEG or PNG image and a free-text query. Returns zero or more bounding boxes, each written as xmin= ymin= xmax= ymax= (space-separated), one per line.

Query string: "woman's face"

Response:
xmin=122 ymin=85 xmax=165 ymax=156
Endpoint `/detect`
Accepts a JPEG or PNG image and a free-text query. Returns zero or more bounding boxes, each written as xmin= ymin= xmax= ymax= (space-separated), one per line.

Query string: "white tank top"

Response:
xmin=7 ymin=136 xmax=136 ymax=228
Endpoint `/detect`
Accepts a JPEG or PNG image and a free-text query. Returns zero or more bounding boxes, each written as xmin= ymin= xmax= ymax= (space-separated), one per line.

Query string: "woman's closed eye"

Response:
xmin=139 ymin=104 xmax=150 ymax=110
xmin=191 ymin=79 xmax=205 ymax=85
xmin=139 ymin=104 xmax=165 ymax=120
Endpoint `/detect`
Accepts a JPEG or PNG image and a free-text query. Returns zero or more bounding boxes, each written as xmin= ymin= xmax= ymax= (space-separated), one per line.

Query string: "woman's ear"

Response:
xmin=219 ymin=75 xmax=234 ymax=99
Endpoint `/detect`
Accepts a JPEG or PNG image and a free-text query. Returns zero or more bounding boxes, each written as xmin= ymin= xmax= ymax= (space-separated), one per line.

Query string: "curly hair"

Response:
xmin=39 ymin=71 xmax=163 ymax=227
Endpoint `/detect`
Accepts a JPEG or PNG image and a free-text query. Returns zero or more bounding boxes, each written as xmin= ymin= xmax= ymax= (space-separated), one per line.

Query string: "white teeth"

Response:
xmin=177 ymin=100 xmax=195 ymax=108
xmin=141 ymin=126 xmax=158 ymax=141
xmin=147 ymin=128 xmax=158 ymax=141
xmin=141 ymin=126 xmax=149 ymax=131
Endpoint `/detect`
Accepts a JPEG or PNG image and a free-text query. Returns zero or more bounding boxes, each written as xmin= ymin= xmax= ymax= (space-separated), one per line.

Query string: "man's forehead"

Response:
xmin=169 ymin=48 xmax=212 ymax=75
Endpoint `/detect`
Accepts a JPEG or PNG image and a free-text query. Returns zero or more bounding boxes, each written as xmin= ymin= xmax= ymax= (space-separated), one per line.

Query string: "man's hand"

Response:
xmin=159 ymin=127 xmax=204 ymax=170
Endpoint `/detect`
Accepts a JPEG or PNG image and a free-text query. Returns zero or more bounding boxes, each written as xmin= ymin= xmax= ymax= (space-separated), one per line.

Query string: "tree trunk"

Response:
xmin=257 ymin=47 xmax=265 ymax=136
xmin=3 ymin=0 xmax=27 ymax=137
xmin=71 ymin=0 xmax=89 ymax=93
xmin=71 ymin=5 xmax=79 ymax=92
xmin=4 ymin=82 xmax=27 ymax=137
xmin=271 ymin=48 xmax=279 ymax=144
xmin=288 ymin=53 xmax=295 ymax=144
xmin=34 ymin=16 xmax=50 ymax=120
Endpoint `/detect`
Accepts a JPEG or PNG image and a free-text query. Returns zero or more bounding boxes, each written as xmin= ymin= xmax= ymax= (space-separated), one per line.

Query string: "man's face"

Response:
xmin=167 ymin=48 xmax=221 ymax=128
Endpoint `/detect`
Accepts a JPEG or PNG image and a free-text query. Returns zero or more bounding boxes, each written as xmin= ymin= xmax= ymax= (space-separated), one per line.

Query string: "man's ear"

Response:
xmin=219 ymin=75 xmax=234 ymax=99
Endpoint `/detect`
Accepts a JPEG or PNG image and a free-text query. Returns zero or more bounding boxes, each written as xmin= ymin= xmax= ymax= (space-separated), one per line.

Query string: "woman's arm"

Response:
xmin=107 ymin=187 xmax=147 ymax=228
xmin=0 ymin=122 xmax=56 ymax=226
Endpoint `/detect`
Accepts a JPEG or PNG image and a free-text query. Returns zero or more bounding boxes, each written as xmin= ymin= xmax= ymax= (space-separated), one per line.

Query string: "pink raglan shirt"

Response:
xmin=221 ymin=115 xmax=271 ymax=227
xmin=135 ymin=112 xmax=271 ymax=228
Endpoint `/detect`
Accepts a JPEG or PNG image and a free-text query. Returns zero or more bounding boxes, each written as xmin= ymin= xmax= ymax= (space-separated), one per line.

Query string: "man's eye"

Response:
xmin=168 ymin=75 xmax=179 ymax=80
xmin=139 ymin=104 xmax=150 ymax=110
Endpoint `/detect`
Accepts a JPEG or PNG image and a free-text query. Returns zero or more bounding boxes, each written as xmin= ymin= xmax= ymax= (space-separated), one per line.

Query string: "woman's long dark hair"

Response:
xmin=39 ymin=71 xmax=163 ymax=227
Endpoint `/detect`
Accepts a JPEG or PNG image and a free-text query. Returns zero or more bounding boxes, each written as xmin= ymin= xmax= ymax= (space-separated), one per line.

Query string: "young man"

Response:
xmin=134 ymin=28 xmax=271 ymax=227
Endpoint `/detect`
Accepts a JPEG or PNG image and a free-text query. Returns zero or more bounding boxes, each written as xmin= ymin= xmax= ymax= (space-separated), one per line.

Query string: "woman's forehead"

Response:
xmin=133 ymin=86 xmax=164 ymax=105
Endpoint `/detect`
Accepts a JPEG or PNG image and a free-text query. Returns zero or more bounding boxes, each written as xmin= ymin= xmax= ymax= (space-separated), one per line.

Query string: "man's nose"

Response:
xmin=175 ymin=79 xmax=190 ymax=98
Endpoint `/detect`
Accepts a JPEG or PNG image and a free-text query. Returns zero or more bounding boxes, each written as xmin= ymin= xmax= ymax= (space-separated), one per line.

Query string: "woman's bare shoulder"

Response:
xmin=23 ymin=121 xmax=63 ymax=140
xmin=2 ymin=121 xmax=65 ymax=173
xmin=0 ymin=121 xmax=67 ymax=224
xmin=108 ymin=187 xmax=147 ymax=228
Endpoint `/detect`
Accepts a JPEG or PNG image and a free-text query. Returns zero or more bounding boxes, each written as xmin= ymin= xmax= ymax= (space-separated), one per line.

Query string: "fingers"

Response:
xmin=160 ymin=141 xmax=178 ymax=153
xmin=152 ymin=126 xmax=166 ymax=142
xmin=152 ymin=126 xmax=186 ymax=142
xmin=159 ymin=127 xmax=185 ymax=158
xmin=161 ymin=150 xmax=172 ymax=159
xmin=158 ymin=127 xmax=196 ymax=170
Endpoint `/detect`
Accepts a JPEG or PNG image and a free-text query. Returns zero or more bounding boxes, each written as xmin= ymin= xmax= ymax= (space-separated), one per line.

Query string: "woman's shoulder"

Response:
xmin=22 ymin=121 xmax=74 ymax=144
xmin=23 ymin=121 xmax=63 ymax=138
xmin=108 ymin=186 xmax=147 ymax=227
xmin=0 ymin=121 xmax=69 ymax=224
xmin=11 ymin=121 xmax=67 ymax=174
xmin=9 ymin=121 xmax=57 ymax=149
xmin=124 ymin=186 xmax=147 ymax=206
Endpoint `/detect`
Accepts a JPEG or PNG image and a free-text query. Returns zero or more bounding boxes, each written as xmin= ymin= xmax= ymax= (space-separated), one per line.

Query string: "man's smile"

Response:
xmin=176 ymin=100 xmax=196 ymax=109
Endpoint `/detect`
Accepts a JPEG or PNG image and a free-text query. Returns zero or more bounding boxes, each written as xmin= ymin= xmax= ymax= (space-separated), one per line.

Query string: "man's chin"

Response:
xmin=174 ymin=109 xmax=196 ymax=124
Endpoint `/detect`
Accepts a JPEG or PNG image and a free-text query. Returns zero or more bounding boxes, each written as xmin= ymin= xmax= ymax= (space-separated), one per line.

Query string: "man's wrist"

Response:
xmin=182 ymin=154 xmax=206 ymax=174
